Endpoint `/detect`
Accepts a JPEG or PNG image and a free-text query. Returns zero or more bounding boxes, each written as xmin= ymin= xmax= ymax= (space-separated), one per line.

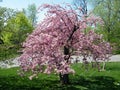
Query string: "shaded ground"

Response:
xmin=0 ymin=75 xmax=120 ymax=90
xmin=0 ymin=62 xmax=120 ymax=90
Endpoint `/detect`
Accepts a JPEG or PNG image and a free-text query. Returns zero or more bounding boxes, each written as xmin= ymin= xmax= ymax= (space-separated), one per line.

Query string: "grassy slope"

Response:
xmin=0 ymin=62 xmax=120 ymax=90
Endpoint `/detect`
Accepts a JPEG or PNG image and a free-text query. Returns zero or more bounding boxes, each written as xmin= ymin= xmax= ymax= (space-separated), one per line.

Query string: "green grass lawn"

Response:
xmin=0 ymin=62 xmax=120 ymax=90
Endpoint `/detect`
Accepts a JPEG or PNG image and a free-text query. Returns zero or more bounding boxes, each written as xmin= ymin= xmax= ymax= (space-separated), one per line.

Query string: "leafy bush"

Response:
xmin=0 ymin=45 xmax=19 ymax=61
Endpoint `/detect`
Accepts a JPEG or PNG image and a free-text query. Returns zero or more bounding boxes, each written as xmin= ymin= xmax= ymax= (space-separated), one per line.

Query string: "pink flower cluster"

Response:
xmin=19 ymin=4 xmax=111 ymax=79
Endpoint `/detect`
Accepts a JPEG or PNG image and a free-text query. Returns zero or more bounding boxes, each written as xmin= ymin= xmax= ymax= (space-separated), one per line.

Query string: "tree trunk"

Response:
xmin=101 ymin=61 xmax=106 ymax=71
xmin=96 ymin=62 xmax=101 ymax=72
xmin=59 ymin=25 xmax=78 ymax=84
xmin=59 ymin=73 xmax=69 ymax=84
xmin=59 ymin=46 xmax=70 ymax=84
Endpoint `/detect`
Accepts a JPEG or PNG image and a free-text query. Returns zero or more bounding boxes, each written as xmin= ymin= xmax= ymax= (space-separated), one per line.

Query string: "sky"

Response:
xmin=0 ymin=0 xmax=92 ymax=22
xmin=0 ymin=0 xmax=73 ymax=10
xmin=0 ymin=0 xmax=73 ymax=22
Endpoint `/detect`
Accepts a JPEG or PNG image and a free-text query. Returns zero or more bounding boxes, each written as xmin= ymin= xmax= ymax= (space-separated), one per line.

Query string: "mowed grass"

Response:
xmin=0 ymin=62 xmax=120 ymax=90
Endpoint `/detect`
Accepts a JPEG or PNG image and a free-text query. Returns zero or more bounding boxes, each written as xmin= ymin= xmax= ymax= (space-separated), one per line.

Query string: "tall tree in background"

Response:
xmin=0 ymin=6 xmax=34 ymax=60
xmin=73 ymin=0 xmax=88 ymax=15
xmin=73 ymin=0 xmax=93 ymax=35
xmin=0 ymin=7 xmax=6 ymax=44
xmin=91 ymin=0 xmax=120 ymax=54
xmin=25 ymin=3 xmax=37 ymax=27
xmin=2 ymin=12 xmax=33 ymax=47
xmin=0 ymin=7 xmax=16 ymax=44
xmin=0 ymin=7 xmax=18 ymax=60
xmin=19 ymin=4 xmax=111 ymax=84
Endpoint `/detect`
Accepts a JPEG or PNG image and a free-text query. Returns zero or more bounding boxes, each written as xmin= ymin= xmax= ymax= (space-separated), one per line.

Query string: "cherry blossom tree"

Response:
xmin=19 ymin=4 xmax=111 ymax=84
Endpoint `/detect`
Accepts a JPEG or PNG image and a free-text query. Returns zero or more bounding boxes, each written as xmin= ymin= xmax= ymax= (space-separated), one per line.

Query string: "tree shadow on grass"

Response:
xmin=0 ymin=75 xmax=120 ymax=90
xmin=0 ymin=75 xmax=78 ymax=90
xmin=71 ymin=75 xmax=120 ymax=90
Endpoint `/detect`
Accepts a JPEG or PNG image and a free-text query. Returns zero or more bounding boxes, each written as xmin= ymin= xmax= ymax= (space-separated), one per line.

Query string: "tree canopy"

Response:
xmin=19 ymin=4 xmax=111 ymax=83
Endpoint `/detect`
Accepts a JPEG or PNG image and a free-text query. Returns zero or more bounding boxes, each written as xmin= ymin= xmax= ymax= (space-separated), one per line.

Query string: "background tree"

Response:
xmin=73 ymin=0 xmax=88 ymax=15
xmin=0 ymin=6 xmax=34 ymax=61
xmin=24 ymin=3 xmax=38 ymax=27
xmin=0 ymin=6 xmax=16 ymax=44
xmin=2 ymin=12 xmax=33 ymax=47
xmin=0 ymin=7 xmax=18 ymax=60
xmin=73 ymin=0 xmax=93 ymax=34
xmin=90 ymin=0 xmax=120 ymax=54
xmin=19 ymin=4 xmax=111 ymax=84
xmin=0 ymin=7 xmax=6 ymax=44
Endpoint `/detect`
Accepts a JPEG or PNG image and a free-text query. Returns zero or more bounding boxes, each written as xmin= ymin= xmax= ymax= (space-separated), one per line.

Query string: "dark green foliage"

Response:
xmin=0 ymin=62 xmax=120 ymax=90
xmin=0 ymin=45 xmax=19 ymax=61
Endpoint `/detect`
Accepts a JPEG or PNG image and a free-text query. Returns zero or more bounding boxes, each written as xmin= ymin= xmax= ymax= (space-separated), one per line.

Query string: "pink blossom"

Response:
xmin=19 ymin=4 xmax=111 ymax=79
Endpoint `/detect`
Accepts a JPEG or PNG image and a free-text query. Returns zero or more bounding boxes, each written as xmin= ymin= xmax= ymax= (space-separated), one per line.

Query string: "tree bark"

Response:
xmin=59 ymin=25 xmax=78 ymax=84
xmin=59 ymin=46 xmax=70 ymax=85
xmin=59 ymin=73 xmax=69 ymax=84
xmin=101 ymin=61 xmax=106 ymax=71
